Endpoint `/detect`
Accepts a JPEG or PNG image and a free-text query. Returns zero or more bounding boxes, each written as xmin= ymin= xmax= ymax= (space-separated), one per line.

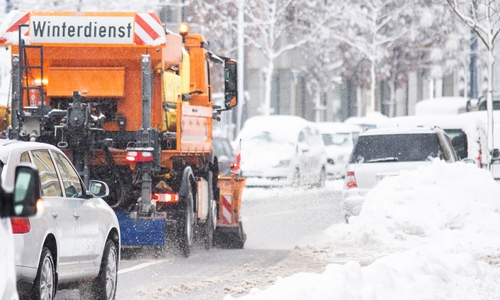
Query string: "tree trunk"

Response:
xmin=388 ymin=77 xmax=396 ymax=118
xmin=263 ymin=59 xmax=274 ymax=116
xmin=487 ymin=46 xmax=495 ymax=150
xmin=370 ymin=59 xmax=376 ymax=112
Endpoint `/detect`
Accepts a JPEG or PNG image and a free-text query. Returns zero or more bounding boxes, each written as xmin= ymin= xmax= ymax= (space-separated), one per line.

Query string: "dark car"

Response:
xmin=213 ymin=137 xmax=237 ymax=177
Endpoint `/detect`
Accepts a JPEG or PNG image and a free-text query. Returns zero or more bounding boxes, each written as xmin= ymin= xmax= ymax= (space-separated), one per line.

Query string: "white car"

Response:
xmin=316 ymin=122 xmax=362 ymax=179
xmin=343 ymin=127 xmax=457 ymax=221
xmin=1 ymin=140 xmax=120 ymax=300
xmin=379 ymin=114 xmax=489 ymax=169
xmin=236 ymin=115 xmax=326 ymax=187
xmin=0 ymin=163 xmax=41 ymax=300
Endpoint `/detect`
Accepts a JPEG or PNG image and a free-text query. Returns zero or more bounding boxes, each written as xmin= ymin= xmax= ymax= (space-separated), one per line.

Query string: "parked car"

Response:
xmin=344 ymin=111 xmax=388 ymax=130
xmin=316 ymin=122 xmax=362 ymax=179
xmin=342 ymin=127 xmax=457 ymax=222
xmin=379 ymin=114 xmax=489 ymax=169
xmin=235 ymin=115 xmax=326 ymax=187
xmin=462 ymin=110 xmax=500 ymax=182
xmin=0 ymin=163 xmax=41 ymax=300
xmin=213 ymin=136 xmax=238 ymax=177
xmin=1 ymin=140 xmax=120 ymax=300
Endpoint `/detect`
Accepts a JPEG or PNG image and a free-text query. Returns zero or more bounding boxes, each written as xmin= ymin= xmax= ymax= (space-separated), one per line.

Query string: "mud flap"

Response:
xmin=214 ymin=174 xmax=246 ymax=249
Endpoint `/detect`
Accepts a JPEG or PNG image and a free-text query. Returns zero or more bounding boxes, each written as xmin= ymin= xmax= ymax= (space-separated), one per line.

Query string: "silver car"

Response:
xmin=342 ymin=127 xmax=457 ymax=221
xmin=0 ymin=140 xmax=120 ymax=300
xmin=236 ymin=116 xmax=327 ymax=187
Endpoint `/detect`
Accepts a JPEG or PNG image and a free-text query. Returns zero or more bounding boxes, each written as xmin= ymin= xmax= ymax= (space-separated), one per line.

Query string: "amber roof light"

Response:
xmin=179 ymin=22 xmax=189 ymax=36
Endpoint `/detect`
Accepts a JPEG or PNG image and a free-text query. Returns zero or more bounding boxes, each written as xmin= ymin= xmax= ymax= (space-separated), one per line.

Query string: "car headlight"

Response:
xmin=274 ymin=160 xmax=290 ymax=168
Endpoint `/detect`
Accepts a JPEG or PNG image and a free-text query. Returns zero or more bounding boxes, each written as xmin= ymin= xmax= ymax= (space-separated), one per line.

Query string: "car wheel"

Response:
xmin=316 ymin=168 xmax=326 ymax=188
xmin=32 ymin=247 xmax=56 ymax=300
xmin=179 ymin=176 xmax=195 ymax=257
xmin=292 ymin=168 xmax=301 ymax=187
xmin=83 ymin=239 xmax=118 ymax=300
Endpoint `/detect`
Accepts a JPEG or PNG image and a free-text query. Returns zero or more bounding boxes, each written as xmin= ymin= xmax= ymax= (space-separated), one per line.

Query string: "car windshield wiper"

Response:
xmin=365 ymin=157 xmax=399 ymax=163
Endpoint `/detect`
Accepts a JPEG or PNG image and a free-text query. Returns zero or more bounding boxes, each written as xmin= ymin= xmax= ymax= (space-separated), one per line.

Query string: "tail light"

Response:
xmin=344 ymin=171 xmax=358 ymax=189
xmin=152 ymin=192 xmax=179 ymax=203
xmin=126 ymin=151 xmax=153 ymax=162
xmin=230 ymin=162 xmax=239 ymax=170
xmin=11 ymin=218 xmax=31 ymax=234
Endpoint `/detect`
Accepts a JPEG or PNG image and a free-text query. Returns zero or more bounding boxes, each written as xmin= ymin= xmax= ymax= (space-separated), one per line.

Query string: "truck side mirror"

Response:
xmin=0 ymin=164 xmax=42 ymax=218
xmin=224 ymin=60 xmax=238 ymax=109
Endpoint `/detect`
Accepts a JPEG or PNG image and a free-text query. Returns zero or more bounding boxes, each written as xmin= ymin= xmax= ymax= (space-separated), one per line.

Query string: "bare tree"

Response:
xmin=9 ymin=0 xmax=167 ymax=11
xmin=446 ymin=0 xmax=500 ymax=149
xmin=234 ymin=0 xmax=335 ymax=116
xmin=330 ymin=0 xmax=417 ymax=114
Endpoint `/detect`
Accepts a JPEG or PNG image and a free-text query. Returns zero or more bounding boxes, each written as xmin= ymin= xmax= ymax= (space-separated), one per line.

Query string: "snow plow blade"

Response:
xmin=116 ymin=212 xmax=166 ymax=246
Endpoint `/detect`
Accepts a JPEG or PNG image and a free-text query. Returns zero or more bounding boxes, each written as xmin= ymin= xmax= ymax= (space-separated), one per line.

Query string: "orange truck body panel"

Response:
xmin=1 ymin=10 xmax=214 ymax=168
xmin=0 ymin=11 xmax=245 ymax=244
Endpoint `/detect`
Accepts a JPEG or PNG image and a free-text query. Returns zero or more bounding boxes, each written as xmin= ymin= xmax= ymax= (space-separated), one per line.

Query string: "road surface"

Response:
xmin=57 ymin=182 xmax=344 ymax=299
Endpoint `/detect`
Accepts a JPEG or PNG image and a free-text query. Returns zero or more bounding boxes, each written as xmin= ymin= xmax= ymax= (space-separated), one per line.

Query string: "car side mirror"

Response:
xmin=224 ymin=60 xmax=238 ymax=109
xmin=461 ymin=158 xmax=476 ymax=165
xmin=0 ymin=164 xmax=42 ymax=218
xmin=88 ymin=180 xmax=110 ymax=198
xmin=491 ymin=148 xmax=500 ymax=164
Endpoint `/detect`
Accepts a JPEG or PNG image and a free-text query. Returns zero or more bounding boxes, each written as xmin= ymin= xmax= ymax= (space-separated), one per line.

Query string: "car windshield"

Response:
xmin=241 ymin=131 xmax=295 ymax=151
xmin=349 ymin=133 xmax=443 ymax=163
xmin=322 ymin=133 xmax=350 ymax=146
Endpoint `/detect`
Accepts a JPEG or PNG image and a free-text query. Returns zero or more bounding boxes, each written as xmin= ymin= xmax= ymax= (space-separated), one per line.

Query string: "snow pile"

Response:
xmin=226 ymin=160 xmax=500 ymax=299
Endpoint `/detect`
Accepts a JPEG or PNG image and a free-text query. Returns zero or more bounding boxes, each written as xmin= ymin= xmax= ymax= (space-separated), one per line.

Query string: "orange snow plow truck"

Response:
xmin=0 ymin=10 xmax=246 ymax=256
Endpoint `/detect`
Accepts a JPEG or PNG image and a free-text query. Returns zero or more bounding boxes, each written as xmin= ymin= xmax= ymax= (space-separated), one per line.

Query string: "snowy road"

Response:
xmin=55 ymin=182 xmax=343 ymax=299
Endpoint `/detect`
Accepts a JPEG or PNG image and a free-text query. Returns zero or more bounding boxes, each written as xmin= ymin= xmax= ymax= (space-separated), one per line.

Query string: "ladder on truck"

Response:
xmin=10 ymin=24 xmax=45 ymax=140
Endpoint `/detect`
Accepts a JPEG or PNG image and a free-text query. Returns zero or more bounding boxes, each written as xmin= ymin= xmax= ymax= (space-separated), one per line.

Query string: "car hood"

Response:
xmin=241 ymin=148 xmax=294 ymax=170
xmin=350 ymin=161 xmax=432 ymax=194
xmin=324 ymin=145 xmax=351 ymax=157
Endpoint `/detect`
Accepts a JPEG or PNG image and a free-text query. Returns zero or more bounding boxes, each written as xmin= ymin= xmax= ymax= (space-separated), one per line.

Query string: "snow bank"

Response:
xmin=226 ymin=160 xmax=500 ymax=299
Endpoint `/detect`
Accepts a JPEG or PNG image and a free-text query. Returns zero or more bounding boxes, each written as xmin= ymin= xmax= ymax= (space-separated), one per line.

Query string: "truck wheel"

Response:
xmin=203 ymin=171 xmax=216 ymax=250
xmin=31 ymin=247 xmax=56 ymax=300
xmin=204 ymin=199 xmax=216 ymax=250
xmin=179 ymin=176 xmax=195 ymax=257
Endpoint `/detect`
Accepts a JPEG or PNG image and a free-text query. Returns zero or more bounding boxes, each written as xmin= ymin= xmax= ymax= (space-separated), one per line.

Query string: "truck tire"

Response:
xmin=203 ymin=171 xmax=216 ymax=250
xmin=204 ymin=199 xmax=216 ymax=250
xmin=179 ymin=175 xmax=195 ymax=257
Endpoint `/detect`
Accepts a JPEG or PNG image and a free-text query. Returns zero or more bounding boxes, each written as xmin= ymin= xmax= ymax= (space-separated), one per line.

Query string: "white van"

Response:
xmin=379 ymin=114 xmax=489 ymax=169
xmin=235 ymin=115 xmax=327 ymax=187
xmin=415 ymin=97 xmax=477 ymax=116
xmin=460 ymin=111 xmax=500 ymax=180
